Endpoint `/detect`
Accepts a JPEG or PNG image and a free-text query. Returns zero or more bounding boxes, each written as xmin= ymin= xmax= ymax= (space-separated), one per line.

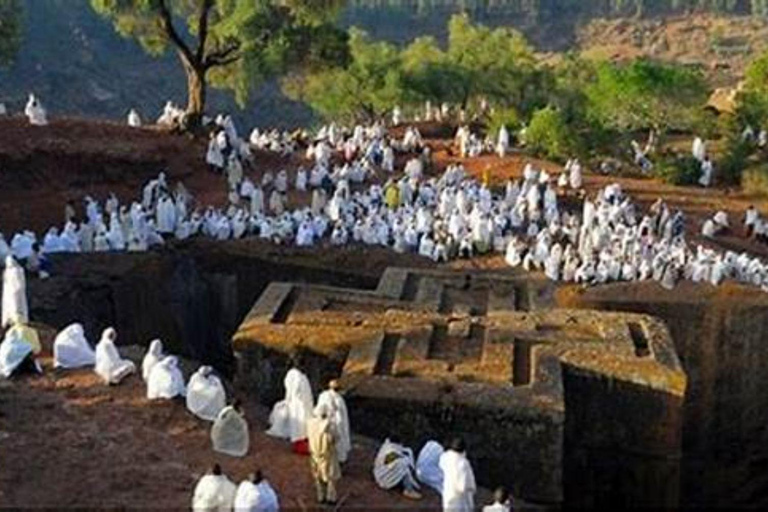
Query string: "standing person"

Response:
xmin=307 ymin=404 xmax=341 ymax=506
xmin=438 ymin=437 xmax=476 ymax=512
xmin=316 ymin=379 xmax=351 ymax=464
xmin=2 ymin=255 xmax=28 ymax=329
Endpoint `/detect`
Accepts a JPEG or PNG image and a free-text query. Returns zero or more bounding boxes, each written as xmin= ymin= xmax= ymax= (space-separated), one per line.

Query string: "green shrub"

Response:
xmin=742 ymin=165 xmax=768 ymax=197
xmin=486 ymin=106 xmax=520 ymax=140
xmin=525 ymin=106 xmax=577 ymax=162
xmin=654 ymin=155 xmax=701 ymax=186
xmin=719 ymin=139 xmax=752 ymax=185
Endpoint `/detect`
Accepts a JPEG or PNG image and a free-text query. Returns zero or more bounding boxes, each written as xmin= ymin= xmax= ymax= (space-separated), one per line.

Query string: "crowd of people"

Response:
xmin=2 ymin=96 xmax=767 ymax=293
xmin=0 ymin=258 xmax=504 ymax=510
xmin=3 ymin=94 xmax=768 ymax=510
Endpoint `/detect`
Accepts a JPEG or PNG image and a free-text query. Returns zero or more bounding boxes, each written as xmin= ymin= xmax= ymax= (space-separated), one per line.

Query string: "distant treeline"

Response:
xmin=349 ymin=0 xmax=768 ymax=18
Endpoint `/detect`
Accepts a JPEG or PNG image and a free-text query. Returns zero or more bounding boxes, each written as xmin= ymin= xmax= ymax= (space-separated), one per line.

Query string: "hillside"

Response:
xmin=1 ymin=1 xmax=766 ymax=128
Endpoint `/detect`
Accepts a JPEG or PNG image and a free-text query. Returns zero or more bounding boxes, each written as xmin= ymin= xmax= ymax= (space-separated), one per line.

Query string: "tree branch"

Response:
xmin=157 ymin=0 xmax=196 ymax=67
xmin=196 ymin=0 xmax=215 ymax=62
xmin=204 ymin=41 xmax=242 ymax=68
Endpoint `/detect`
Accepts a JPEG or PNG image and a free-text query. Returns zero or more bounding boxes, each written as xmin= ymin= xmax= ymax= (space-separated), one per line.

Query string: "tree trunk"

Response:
xmin=184 ymin=61 xmax=206 ymax=129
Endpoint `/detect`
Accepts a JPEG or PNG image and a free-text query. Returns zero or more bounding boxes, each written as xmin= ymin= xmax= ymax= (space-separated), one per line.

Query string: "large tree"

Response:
xmin=90 ymin=0 xmax=349 ymax=125
xmin=0 ymin=0 xmax=22 ymax=68
xmin=584 ymin=59 xmax=708 ymax=133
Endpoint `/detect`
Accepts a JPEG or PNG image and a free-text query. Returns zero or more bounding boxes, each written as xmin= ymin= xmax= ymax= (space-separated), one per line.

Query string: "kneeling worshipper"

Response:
xmin=267 ymin=365 xmax=314 ymax=454
xmin=234 ymin=470 xmax=280 ymax=512
xmin=3 ymin=255 xmax=28 ymax=329
xmin=211 ymin=400 xmax=250 ymax=457
xmin=317 ymin=379 xmax=351 ymax=464
xmin=192 ymin=463 xmax=237 ymax=512
xmin=0 ymin=328 xmax=38 ymax=378
xmin=187 ymin=365 xmax=227 ymax=421
xmin=24 ymin=93 xmax=48 ymax=126
xmin=307 ymin=403 xmax=342 ymax=506
xmin=94 ymin=327 xmax=136 ymax=385
xmin=416 ymin=440 xmax=445 ymax=494
xmin=6 ymin=322 xmax=42 ymax=355
xmin=439 ymin=438 xmax=476 ymax=512
xmin=483 ymin=487 xmax=512 ymax=512
xmin=53 ymin=323 xmax=96 ymax=369
xmin=142 ymin=339 xmax=165 ymax=381
xmin=373 ymin=438 xmax=423 ymax=500
xmin=147 ymin=355 xmax=186 ymax=400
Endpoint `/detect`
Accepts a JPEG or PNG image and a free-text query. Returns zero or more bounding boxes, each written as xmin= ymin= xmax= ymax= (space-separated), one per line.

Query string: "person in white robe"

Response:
xmin=373 ymin=438 xmax=423 ymax=500
xmin=692 ymin=137 xmax=706 ymax=162
xmin=701 ymin=219 xmax=716 ymax=238
xmin=127 ymin=109 xmax=142 ymax=127
xmin=569 ymin=159 xmax=583 ymax=190
xmin=187 ymin=366 xmax=227 ymax=422
xmin=192 ymin=464 xmax=237 ymax=512
xmin=439 ymin=438 xmax=476 ymax=512
xmin=482 ymin=488 xmax=512 ymax=512
xmin=207 ymin=136 xmax=225 ymax=172
xmin=94 ymin=327 xmax=136 ymax=385
xmin=497 ymin=125 xmax=509 ymax=158
xmin=211 ymin=401 xmax=250 ymax=457
xmin=0 ymin=328 xmax=35 ymax=378
xmin=234 ymin=470 xmax=280 ymax=512
xmin=2 ymin=255 xmax=28 ymax=329
xmin=53 ymin=323 xmax=96 ymax=369
xmin=699 ymin=156 xmax=714 ymax=187
xmin=147 ymin=355 xmax=186 ymax=399
xmin=316 ymin=379 xmax=351 ymax=464
xmin=142 ymin=339 xmax=165 ymax=381
xmin=416 ymin=440 xmax=444 ymax=494
xmin=267 ymin=366 xmax=314 ymax=444
xmin=295 ymin=168 xmax=308 ymax=192
xmin=25 ymin=94 xmax=48 ymax=126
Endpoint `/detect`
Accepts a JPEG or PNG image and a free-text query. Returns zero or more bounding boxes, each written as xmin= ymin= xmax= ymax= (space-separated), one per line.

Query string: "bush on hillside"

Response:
xmin=654 ymin=155 xmax=701 ymax=186
xmin=524 ymin=106 xmax=577 ymax=162
xmin=742 ymin=165 xmax=768 ymax=197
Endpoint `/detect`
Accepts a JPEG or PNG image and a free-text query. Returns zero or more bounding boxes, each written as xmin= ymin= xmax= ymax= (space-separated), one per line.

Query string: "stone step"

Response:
xmin=413 ymin=277 xmax=444 ymax=311
xmin=375 ymin=268 xmax=410 ymax=299
xmin=244 ymin=283 xmax=295 ymax=325
xmin=343 ymin=332 xmax=385 ymax=377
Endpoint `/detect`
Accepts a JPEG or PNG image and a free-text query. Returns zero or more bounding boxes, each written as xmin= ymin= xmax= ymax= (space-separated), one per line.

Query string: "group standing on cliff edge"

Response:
xmin=1 ymin=95 xmax=768 ymax=294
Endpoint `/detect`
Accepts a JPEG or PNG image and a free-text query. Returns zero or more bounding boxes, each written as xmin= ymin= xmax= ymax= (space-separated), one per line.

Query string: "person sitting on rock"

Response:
xmin=373 ymin=437 xmax=423 ymax=500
